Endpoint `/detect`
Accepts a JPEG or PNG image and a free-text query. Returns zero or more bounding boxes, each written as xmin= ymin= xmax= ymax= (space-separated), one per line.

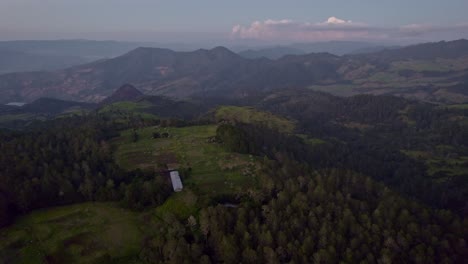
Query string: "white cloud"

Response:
xmin=231 ymin=17 xmax=468 ymax=42
xmin=231 ymin=17 xmax=374 ymax=42
xmin=321 ymin=16 xmax=352 ymax=25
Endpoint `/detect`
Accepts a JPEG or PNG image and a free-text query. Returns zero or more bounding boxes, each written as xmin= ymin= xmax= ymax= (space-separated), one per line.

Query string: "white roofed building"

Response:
xmin=170 ymin=171 xmax=183 ymax=192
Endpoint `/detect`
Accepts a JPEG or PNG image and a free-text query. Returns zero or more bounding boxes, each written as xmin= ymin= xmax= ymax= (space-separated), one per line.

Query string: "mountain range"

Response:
xmin=1 ymin=39 xmax=467 ymax=104
xmin=0 ymin=40 xmax=211 ymax=74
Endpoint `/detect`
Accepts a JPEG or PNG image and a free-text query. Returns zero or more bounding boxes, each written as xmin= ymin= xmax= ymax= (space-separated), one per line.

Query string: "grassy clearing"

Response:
xmin=0 ymin=203 xmax=143 ymax=264
xmin=153 ymin=190 xmax=200 ymax=220
xmin=307 ymin=84 xmax=359 ymax=97
xmin=215 ymin=106 xmax=296 ymax=133
xmin=296 ymin=134 xmax=328 ymax=146
xmin=445 ymin=103 xmax=468 ymax=109
xmin=114 ymin=125 xmax=258 ymax=198
xmin=426 ymin=156 xmax=468 ymax=179
xmin=401 ymin=150 xmax=468 ymax=180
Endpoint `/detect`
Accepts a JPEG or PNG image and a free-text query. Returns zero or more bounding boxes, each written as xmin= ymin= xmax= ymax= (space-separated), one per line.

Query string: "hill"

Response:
xmin=99 ymin=84 xmax=144 ymax=105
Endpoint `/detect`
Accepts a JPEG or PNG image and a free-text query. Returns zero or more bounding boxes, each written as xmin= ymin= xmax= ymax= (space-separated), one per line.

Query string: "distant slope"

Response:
xmin=290 ymin=41 xmax=385 ymax=55
xmin=359 ymin=39 xmax=468 ymax=61
xmin=237 ymin=41 xmax=385 ymax=59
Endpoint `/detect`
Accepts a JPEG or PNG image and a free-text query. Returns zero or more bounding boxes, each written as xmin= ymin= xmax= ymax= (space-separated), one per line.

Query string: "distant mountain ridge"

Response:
xmin=0 ymin=48 xmax=87 ymax=74
xmin=0 ymin=39 xmax=207 ymax=74
xmin=0 ymin=39 xmax=467 ymax=104
xmin=357 ymin=39 xmax=468 ymax=61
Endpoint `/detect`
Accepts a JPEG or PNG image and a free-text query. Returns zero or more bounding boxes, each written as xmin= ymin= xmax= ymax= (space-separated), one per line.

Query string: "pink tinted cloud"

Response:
xmin=231 ymin=17 xmax=468 ymax=42
xmin=231 ymin=17 xmax=376 ymax=42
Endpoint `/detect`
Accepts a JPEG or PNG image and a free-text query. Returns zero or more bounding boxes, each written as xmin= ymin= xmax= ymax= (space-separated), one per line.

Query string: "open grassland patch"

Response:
xmin=401 ymin=150 xmax=468 ymax=180
xmin=153 ymin=190 xmax=199 ymax=220
xmin=446 ymin=103 xmax=468 ymax=109
xmin=0 ymin=203 xmax=143 ymax=264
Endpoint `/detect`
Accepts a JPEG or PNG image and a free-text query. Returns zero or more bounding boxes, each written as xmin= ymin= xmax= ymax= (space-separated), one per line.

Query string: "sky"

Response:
xmin=1 ymin=0 xmax=468 ymax=44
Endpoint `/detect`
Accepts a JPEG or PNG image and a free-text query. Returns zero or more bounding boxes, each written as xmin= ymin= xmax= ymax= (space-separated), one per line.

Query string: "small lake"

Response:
xmin=5 ymin=102 xmax=26 ymax=107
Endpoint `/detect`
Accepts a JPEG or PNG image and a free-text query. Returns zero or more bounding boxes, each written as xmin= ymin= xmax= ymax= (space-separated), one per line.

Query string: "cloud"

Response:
xmin=320 ymin=16 xmax=353 ymax=25
xmin=231 ymin=17 xmax=468 ymax=42
xmin=231 ymin=17 xmax=380 ymax=42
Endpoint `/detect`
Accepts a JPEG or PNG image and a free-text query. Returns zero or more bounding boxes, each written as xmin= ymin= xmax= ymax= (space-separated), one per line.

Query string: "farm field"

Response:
xmin=113 ymin=125 xmax=258 ymax=198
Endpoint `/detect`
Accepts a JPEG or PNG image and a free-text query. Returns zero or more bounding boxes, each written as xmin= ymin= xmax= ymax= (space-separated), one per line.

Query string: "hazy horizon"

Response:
xmin=1 ymin=0 xmax=468 ymax=46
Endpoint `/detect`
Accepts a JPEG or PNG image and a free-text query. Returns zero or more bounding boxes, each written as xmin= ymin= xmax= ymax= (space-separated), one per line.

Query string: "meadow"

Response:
xmin=0 ymin=203 xmax=143 ymax=264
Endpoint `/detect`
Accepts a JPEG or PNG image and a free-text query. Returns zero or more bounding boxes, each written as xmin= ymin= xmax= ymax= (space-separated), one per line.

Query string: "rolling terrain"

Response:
xmin=0 ymin=90 xmax=467 ymax=263
xmin=0 ymin=97 xmax=466 ymax=263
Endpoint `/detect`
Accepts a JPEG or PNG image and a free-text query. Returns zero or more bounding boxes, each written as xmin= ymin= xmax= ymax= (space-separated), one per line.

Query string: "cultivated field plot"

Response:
xmin=114 ymin=125 xmax=257 ymax=197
